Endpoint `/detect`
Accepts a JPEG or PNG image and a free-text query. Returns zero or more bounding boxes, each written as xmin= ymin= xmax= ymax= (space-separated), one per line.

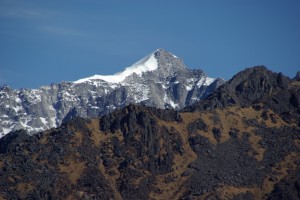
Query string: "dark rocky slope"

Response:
xmin=0 ymin=67 xmax=300 ymax=199
xmin=185 ymin=66 xmax=300 ymax=126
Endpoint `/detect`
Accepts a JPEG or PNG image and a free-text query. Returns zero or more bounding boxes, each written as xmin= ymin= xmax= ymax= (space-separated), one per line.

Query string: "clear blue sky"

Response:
xmin=1 ymin=0 xmax=300 ymax=89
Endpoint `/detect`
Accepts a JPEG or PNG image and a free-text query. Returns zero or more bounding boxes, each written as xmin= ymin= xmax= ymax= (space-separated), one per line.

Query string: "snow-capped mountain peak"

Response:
xmin=74 ymin=50 xmax=159 ymax=84
xmin=0 ymin=48 xmax=225 ymax=137
xmin=74 ymin=48 xmax=184 ymax=84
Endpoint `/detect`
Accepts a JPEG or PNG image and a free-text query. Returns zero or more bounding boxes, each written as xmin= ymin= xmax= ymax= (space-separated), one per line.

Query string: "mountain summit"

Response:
xmin=74 ymin=49 xmax=161 ymax=84
xmin=74 ymin=48 xmax=186 ymax=84
xmin=0 ymin=49 xmax=224 ymax=137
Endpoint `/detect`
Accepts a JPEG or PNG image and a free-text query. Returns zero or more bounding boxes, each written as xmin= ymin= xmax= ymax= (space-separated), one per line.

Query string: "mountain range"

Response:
xmin=0 ymin=64 xmax=299 ymax=199
xmin=0 ymin=49 xmax=224 ymax=137
xmin=1 ymin=49 xmax=300 ymax=199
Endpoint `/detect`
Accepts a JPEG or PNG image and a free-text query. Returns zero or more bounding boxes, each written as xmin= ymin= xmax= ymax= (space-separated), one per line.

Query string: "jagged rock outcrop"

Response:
xmin=0 ymin=49 xmax=224 ymax=137
xmin=294 ymin=71 xmax=300 ymax=81
xmin=184 ymin=66 xmax=300 ymax=125
xmin=185 ymin=66 xmax=291 ymax=110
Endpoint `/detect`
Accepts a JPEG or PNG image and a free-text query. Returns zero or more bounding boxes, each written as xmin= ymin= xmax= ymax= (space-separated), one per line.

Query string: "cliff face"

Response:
xmin=0 ymin=67 xmax=299 ymax=200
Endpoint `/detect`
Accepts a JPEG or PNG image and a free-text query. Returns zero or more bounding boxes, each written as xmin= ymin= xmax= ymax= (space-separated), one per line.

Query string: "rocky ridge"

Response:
xmin=185 ymin=66 xmax=300 ymax=126
xmin=0 ymin=49 xmax=224 ymax=137
xmin=0 ymin=66 xmax=299 ymax=199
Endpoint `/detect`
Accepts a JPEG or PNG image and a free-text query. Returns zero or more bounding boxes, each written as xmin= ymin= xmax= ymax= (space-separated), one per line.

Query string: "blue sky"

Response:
xmin=0 ymin=0 xmax=300 ymax=89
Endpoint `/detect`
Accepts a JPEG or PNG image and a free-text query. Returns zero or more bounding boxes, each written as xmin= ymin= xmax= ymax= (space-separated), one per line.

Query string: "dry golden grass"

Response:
xmin=149 ymin=152 xmax=196 ymax=200
xmin=59 ymin=158 xmax=86 ymax=184
xmin=39 ymin=135 xmax=48 ymax=144
xmin=184 ymin=106 xmax=291 ymax=162
xmin=7 ymin=177 xmax=15 ymax=183
xmin=87 ymin=119 xmax=103 ymax=146
xmin=16 ymin=183 xmax=34 ymax=195
xmin=68 ymin=191 xmax=97 ymax=200
xmin=248 ymin=134 xmax=265 ymax=161
xmin=85 ymin=119 xmax=124 ymax=199
xmin=150 ymin=115 xmax=198 ymax=200
xmin=98 ymin=161 xmax=122 ymax=200
xmin=87 ymin=119 xmax=111 ymax=146
xmin=260 ymin=152 xmax=299 ymax=197
xmin=181 ymin=107 xmax=255 ymax=147
xmin=150 ymin=106 xmax=280 ymax=199
xmin=213 ymin=108 xmax=237 ymax=142
xmin=131 ymin=175 xmax=144 ymax=187
xmin=152 ymin=106 xmax=298 ymax=199
xmin=65 ymin=194 xmax=75 ymax=200
xmin=216 ymin=185 xmax=258 ymax=200
xmin=263 ymin=110 xmax=289 ymax=128
xmin=73 ymin=131 xmax=83 ymax=146
xmin=179 ymin=112 xmax=202 ymax=124
xmin=159 ymin=137 xmax=167 ymax=156
xmin=38 ymin=159 xmax=48 ymax=165
xmin=289 ymin=81 xmax=300 ymax=87
xmin=195 ymin=112 xmax=218 ymax=144
xmin=87 ymin=119 xmax=124 ymax=147
xmin=66 ymin=105 xmax=298 ymax=199
xmin=179 ymin=107 xmax=262 ymax=146
xmin=295 ymin=139 xmax=300 ymax=148
xmin=38 ymin=130 xmax=52 ymax=144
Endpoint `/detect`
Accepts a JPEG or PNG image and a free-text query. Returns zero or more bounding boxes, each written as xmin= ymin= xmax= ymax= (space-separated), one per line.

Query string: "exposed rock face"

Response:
xmin=185 ymin=66 xmax=291 ymax=110
xmin=294 ymin=71 xmax=300 ymax=81
xmin=0 ymin=49 xmax=224 ymax=137
xmin=185 ymin=66 xmax=300 ymax=125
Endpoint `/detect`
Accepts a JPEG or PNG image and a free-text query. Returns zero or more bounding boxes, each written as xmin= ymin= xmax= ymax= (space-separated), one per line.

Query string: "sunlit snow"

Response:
xmin=74 ymin=51 xmax=158 ymax=84
xmin=40 ymin=117 xmax=48 ymax=125
xmin=197 ymin=76 xmax=215 ymax=87
xmin=3 ymin=127 xmax=13 ymax=134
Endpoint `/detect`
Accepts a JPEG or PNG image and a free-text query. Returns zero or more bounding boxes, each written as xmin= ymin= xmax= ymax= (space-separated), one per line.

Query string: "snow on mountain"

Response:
xmin=74 ymin=51 xmax=158 ymax=84
xmin=197 ymin=76 xmax=216 ymax=86
xmin=0 ymin=48 xmax=225 ymax=137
